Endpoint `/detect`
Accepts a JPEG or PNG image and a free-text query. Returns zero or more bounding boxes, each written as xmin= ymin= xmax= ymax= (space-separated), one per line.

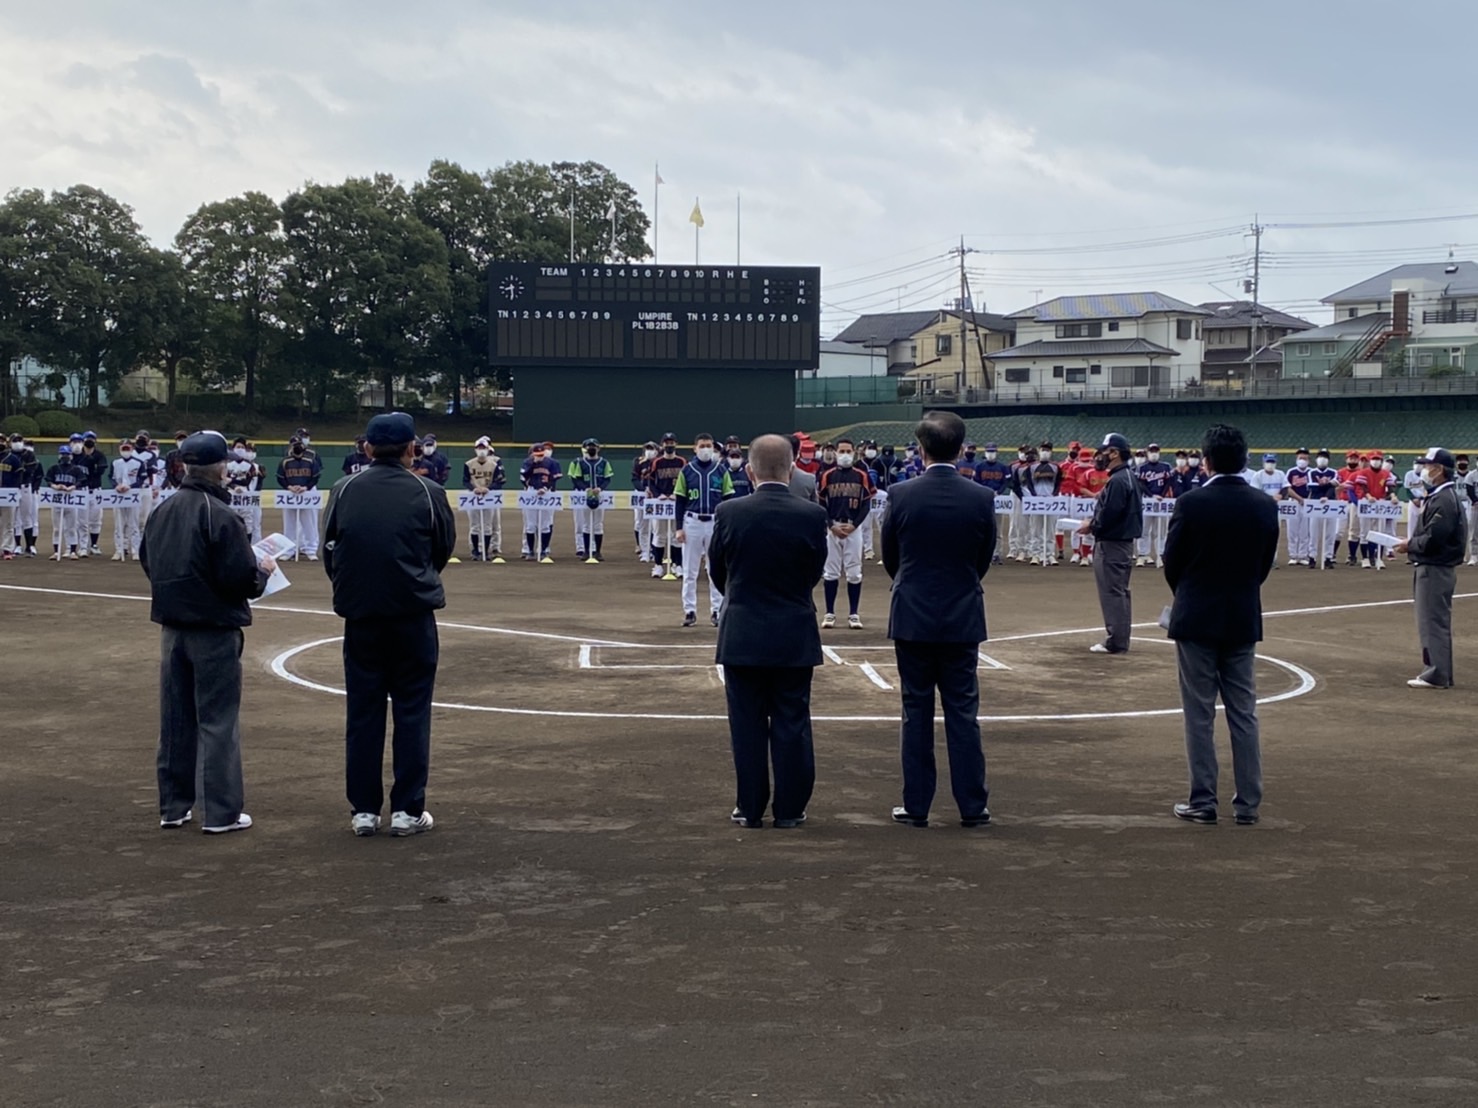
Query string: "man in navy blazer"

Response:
xmin=710 ymin=435 xmax=830 ymax=828
xmin=880 ymin=412 xmax=997 ymax=828
xmin=1162 ymin=423 xmax=1280 ymax=826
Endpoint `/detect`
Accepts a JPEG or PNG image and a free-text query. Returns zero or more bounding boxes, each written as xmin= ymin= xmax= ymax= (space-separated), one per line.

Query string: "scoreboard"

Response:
xmin=488 ymin=262 xmax=819 ymax=371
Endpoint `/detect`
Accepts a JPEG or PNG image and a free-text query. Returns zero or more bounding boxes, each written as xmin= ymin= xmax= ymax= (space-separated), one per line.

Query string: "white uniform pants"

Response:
xmin=84 ymin=490 xmax=102 ymax=542
xmin=572 ymin=505 xmax=605 ymax=552
xmin=1139 ymin=513 xmax=1167 ymax=559
xmin=112 ymin=505 xmax=141 ymax=555
xmin=649 ymin=517 xmax=676 ymax=562
xmin=0 ymin=504 xmax=14 ymax=548
xmin=1031 ymin=513 xmax=1055 ymax=561
xmin=1286 ymin=506 xmax=1310 ymax=561
xmin=138 ymin=488 xmax=158 ymax=525
xmin=283 ymin=507 xmax=320 ymax=556
xmin=51 ymin=503 xmax=81 ymax=552
xmin=468 ymin=504 xmax=500 ymax=551
xmin=520 ymin=507 xmax=554 ymax=550
xmin=679 ymin=516 xmax=720 ymax=614
xmin=1007 ymin=498 xmax=1025 ymax=558
xmin=18 ymin=489 xmax=38 ymax=535
xmin=824 ymin=527 xmax=864 ymax=584
xmin=1407 ymin=500 xmax=1425 ymax=541
xmin=233 ymin=504 xmax=260 ymax=545
xmin=1469 ymin=503 xmax=1478 ymax=559
xmin=864 ymin=503 xmax=882 ymax=558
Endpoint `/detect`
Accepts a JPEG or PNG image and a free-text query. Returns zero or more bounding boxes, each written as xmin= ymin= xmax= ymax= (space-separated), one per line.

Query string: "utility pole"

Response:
xmin=949 ymin=236 xmax=978 ymax=394
xmin=1249 ymin=216 xmax=1263 ymax=381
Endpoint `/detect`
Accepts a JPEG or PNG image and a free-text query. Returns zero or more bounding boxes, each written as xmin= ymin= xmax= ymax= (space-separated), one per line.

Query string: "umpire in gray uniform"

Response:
xmin=323 ymin=412 xmax=456 ymax=837
xmin=140 ymin=430 xmax=272 ymax=834
xmin=1079 ymin=432 xmax=1143 ymax=654
xmin=1393 ymin=447 xmax=1467 ymax=689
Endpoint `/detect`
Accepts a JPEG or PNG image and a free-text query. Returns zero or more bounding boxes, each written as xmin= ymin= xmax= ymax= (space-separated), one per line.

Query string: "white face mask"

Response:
xmin=1016 ymin=451 xmax=1027 ymax=462
xmin=864 ymin=448 xmax=877 ymax=459
xmin=1296 ymin=459 xmax=1309 ymax=470
xmin=1147 ymin=452 xmax=1160 ymax=463
xmin=1263 ymin=462 xmax=1276 ymax=473
xmin=245 ymin=451 xmax=256 ymax=462
xmin=1040 ymin=451 xmax=1052 ymax=462
xmin=1176 ymin=459 xmax=1188 ymax=470
xmin=121 ymin=450 xmax=133 ymax=460
xmin=727 ymin=456 xmax=743 ymax=470
xmin=233 ymin=447 xmax=247 ymax=459
xmin=836 ymin=452 xmax=855 ymax=468
xmin=1316 ymin=457 xmax=1329 ymax=468
xmin=984 ymin=452 xmax=997 ymax=462
xmin=301 ymin=436 xmax=311 ymax=446
xmin=1383 ymin=460 xmax=1393 ymax=471
xmin=1189 ymin=457 xmax=1202 ymax=468
xmin=644 ymin=450 xmax=656 ymax=460
xmin=696 ymin=447 xmax=714 ymax=463
xmin=476 ymin=448 xmax=488 ymax=458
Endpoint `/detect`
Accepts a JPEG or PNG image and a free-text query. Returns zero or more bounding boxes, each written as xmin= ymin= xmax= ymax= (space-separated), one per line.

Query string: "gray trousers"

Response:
xmin=1176 ymin=640 xmax=1262 ymax=816
xmin=1092 ymin=539 xmax=1134 ymax=652
xmin=1414 ymin=564 xmax=1457 ymax=687
xmin=157 ymin=626 xmax=246 ymax=827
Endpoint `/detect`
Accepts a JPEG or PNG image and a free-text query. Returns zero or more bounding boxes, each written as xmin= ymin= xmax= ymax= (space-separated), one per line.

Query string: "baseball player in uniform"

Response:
xmin=518 ymin=442 xmax=561 ymax=562
xmin=1006 ymin=445 xmax=1032 ymax=560
xmin=674 ymin=433 xmax=733 ymax=626
xmin=14 ymin=441 xmax=42 ymax=556
xmin=0 ymin=436 xmax=23 ymax=559
xmin=1337 ymin=451 xmax=1364 ymax=566
xmin=462 ymin=437 xmax=505 ymax=562
xmin=817 ymin=437 xmax=873 ymax=629
xmin=277 ymin=435 xmax=323 ymax=559
xmin=1025 ymin=443 xmax=1062 ymax=565
xmin=109 ymin=438 xmax=146 ymax=559
xmin=569 ymin=438 xmax=614 ymax=561
xmin=76 ymin=431 xmax=108 ymax=555
xmin=46 ymin=444 xmax=87 ymax=559
xmin=1283 ymin=448 xmax=1314 ymax=566
xmin=972 ymin=443 xmax=1010 ymax=564
xmin=1307 ymin=449 xmax=1341 ymax=568
xmin=1136 ymin=443 xmax=1173 ymax=567
xmin=632 ymin=441 xmax=657 ymax=558
xmin=726 ymin=445 xmax=753 ymax=498
xmin=1403 ymin=455 xmax=1428 ymax=542
xmin=1250 ymin=453 xmax=1288 ymax=567
xmin=645 ymin=433 xmax=686 ymax=576
xmin=343 ymin=436 xmax=371 ymax=477
xmin=1458 ymin=454 xmax=1478 ymax=566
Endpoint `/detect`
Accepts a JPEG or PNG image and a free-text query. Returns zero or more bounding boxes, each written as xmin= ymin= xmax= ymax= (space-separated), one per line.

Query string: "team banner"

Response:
xmin=871 ymin=489 xmax=888 ymax=509
xmin=275 ymin=490 xmax=324 ymax=509
xmin=229 ymin=492 xmax=261 ymax=510
xmin=574 ymin=491 xmax=616 ymax=510
xmin=456 ymin=491 xmax=505 ymax=512
xmin=1140 ymin=497 xmax=1175 ymax=518
xmin=39 ymin=490 xmax=89 ymax=509
xmin=98 ymin=491 xmax=142 ymax=509
xmin=630 ymin=492 xmax=646 ymax=516
xmin=0 ymin=489 xmax=20 ymax=508
xmin=517 ymin=490 xmax=565 ymax=512
xmin=1302 ymin=501 xmax=1347 ymax=521
xmin=643 ymin=497 xmax=677 ymax=521
xmin=1357 ymin=500 xmax=1404 ymax=520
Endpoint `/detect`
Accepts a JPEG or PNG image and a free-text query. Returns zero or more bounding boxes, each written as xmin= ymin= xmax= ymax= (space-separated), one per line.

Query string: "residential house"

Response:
xmin=1197 ymin=301 xmax=1313 ymax=383
xmin=830 ymin=311 xmax=941 ymax=375
xmin=830 ymin=308 xmax=1014 ymax=392
xmin=988 ymin=293 xmax=1210 ymax=397
xmin=1280 ymin=261 xmax=1478 ymax=378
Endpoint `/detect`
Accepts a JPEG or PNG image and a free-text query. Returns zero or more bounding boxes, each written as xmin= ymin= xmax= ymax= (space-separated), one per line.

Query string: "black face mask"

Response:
xmin=964 ymin=451 xmax=975 ymax=462
xmin=663 ymin=446 xmax=675 ymax=455
xmin=293 ymin=446 xmax=305 ymax=456
xmin=1094 ymin=458 xmax=1108 ymax=472
xmin=586 ymin=448 xmax=598 ymax=458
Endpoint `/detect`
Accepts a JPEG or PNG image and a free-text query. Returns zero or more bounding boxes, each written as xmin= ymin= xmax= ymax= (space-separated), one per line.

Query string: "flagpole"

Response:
xmin=653 ymin=162 xmax=661 ymax=261
xmin=568 ymin=181 xmax=575 ymax=262
xmin=736 ymin=191 xmax=741 ymax=265
xmin=695 ymin=196 xmax=700 ymax=265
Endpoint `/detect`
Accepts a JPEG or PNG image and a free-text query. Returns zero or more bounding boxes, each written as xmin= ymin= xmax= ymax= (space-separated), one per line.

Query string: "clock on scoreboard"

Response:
xmin=487 ymin=262 xmax=820 ymax=371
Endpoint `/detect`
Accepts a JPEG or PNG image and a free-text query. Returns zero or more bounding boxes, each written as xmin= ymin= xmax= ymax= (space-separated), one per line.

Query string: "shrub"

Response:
xmin=1 ymin=414 xmax=40 ymax=438
xmin=34 ymin=409 xmax=78 ymax=437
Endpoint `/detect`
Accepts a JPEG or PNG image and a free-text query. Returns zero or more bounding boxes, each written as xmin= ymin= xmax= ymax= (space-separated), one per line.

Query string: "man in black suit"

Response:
xmin=880 ymin=411 xmax=997 ymax=828
xmin=1162 ymin=423 xmax=1280 ymax=826
xmin=710 ymin=435 xmax=829 ymax=828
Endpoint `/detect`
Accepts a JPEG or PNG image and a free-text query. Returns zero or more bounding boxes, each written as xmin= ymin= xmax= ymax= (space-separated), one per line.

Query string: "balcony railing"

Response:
xmin=1420 ymin=308 xmax=1478 ymax=324
xmin=955 ymin=374 xmax=1478 ymax=406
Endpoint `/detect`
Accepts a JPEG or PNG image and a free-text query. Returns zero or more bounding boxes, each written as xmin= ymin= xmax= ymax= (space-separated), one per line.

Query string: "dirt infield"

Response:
xmin=3 ymin=512 xmax=1477 ymax=1107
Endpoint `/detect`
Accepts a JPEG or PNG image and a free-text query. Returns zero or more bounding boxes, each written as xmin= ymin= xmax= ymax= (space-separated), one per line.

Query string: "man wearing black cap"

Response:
xmin=1392 ymin=448 xmax=1467 ymax=689
xmin=323 ymin=412 xmax=456 ymax=836
xmin=139 ymin=431 xmax=273 ymax=835
xmin=1078 ymin=433 xmax=1142 ymax=654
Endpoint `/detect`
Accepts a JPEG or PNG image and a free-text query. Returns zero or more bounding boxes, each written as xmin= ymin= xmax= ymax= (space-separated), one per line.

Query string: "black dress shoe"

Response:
xmin=960 ymin=810 xmax=992 ymax=828
xmin=1173 ymin=803 xmax=1217 ymax=824
xmin=773 ymin=813 xmax=807 ymax=829
xmin=891 ymin=806 xmax=927 ymax=828
xmin=1234 ymin=812 xmax=1260 ymax=826
xmin=730 ymin=806 xmax=761 ymax=828
xmin=682 ymin=611 xmax=697 ymax=627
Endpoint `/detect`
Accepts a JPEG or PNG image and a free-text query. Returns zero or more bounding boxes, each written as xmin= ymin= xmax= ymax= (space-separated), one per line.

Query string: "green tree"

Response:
xmin=136 ymin=249 xmax=210 ymax=408
xmin=175 ymin=191 xmax=287 ymax=409
xmin=0 ymin=189 xmax=65 ymax=415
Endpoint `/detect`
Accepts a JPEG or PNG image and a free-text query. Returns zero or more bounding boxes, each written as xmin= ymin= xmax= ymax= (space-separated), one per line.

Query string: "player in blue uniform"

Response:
xmin=1136 ymin=442 xmax=1174 ymax=567
xmin=520 ymin=442 xmax=562 ymax=563
xmin=568 ymin=438 xmax=615 ymax=561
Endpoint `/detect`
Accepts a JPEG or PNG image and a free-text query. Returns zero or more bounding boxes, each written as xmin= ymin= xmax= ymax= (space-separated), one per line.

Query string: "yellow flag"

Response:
xmin=689 ymin=199 xmax=704 ymax=228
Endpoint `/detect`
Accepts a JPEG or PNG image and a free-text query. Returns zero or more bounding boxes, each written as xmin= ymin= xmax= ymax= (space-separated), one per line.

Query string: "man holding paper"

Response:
xmin=139 ymin=431 xmax=274 ymax=835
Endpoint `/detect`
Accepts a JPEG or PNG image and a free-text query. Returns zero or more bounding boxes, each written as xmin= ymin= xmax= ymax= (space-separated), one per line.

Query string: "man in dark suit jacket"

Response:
xmin=1162 ymin=423 xmax=1280 ymax=827
xmin=880 ymin=411 xmax=997 ymax=828
xmin=710 ymin=435 xmax=830 ymax=828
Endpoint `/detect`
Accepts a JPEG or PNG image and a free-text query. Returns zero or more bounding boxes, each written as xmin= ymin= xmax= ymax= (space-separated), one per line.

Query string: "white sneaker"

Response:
xmin=160 ymin=809 xmax=193 ymax=829
xmin=1360 ymin=557 xmax=1370 ymax=569
xmin=1287 ymin=557 xmax=1298 ymax=566
xmin=390 ymin=810 xmax=434 ymax=836
xmin=1071 ymin=553 xmax=1082 ymax=565
xmin=651 ymin=565 xmax=663 ymax=578
xmin=351 ymin=812 xmax=381 ymax=836
xmin=1375 ymin=558 xmax=1385 ymax=571
xmin=90 ymin=546 xmax=101 ymax=556
xmin=1407 ymin=677 xmax=1445 ymax=689
xmin=203 ymin=813 xmax=252 ymax=834
xmin=821 ymin=613 xmax=836 ymax=629
xmin=1029 ymin=556 xmax=1041 ymax=566
xmin=848 ymin=613 xmax=863 ymax=629
xmin=1084 ymin=556 xmax=1094 ymax=567
xmin=1045 ymin=557 xmax=1057 ymax=567
xmin=1089 ymin=643 xmax=1112 ymax=654
xmin=1155 ymin=557 xmax=1163 ymax=568
xmin=306 ymin=554 xmax=318 ymax=562
xmin=1133 ymin=556 xmax=1145 ymax=567
xmin=1468 ymin=557 xmax=1477 ymax=567
xmin=111 ymin=551 xmax=125 ymax=562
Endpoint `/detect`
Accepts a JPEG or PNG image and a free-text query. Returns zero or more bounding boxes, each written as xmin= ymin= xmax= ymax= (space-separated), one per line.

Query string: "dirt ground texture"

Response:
xmin=2 ymin=509 xmax=1477 ymax=1107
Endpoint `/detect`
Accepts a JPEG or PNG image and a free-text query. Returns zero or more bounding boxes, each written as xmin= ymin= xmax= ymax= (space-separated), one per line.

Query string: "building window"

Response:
xmin=1417 ymin=352 xmax=1435 ymax=368
xmin=1065 ymin=367 xmax=1087 ymax=384
xmin=909 ymin=342 xmax=917 ymax=361
xmin=1348 ymin=308 xmax=1358 ymax=318
xmin=1176 ymin=319 xmax=1194 ymax=340
xmin=935 ymin=334 xmax=951 ymax=357
xmin=1297 ymin=344 xmax=1311 ymax=356
xmin=1110 ymin=365 xmax=1151 ymax=388
xmin=1004 ymin=367 xmax=1030 ymax=383
xmin=1054 ymin=322 xmax=1103 ymax=338
xmin=1089 ymin=364 xmax=1102 ymax=375
xmin=1323 ymin=342 xmax=1337 ymax=355
xmin=1052 ymin=365 xmax=1064 ymax=378
xmin=1107 ymin=321 xmax=1120 ymax=332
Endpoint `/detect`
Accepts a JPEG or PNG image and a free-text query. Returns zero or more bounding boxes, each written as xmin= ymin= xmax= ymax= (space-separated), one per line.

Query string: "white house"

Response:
xmin=1318 ymin=261 xmax=1478 ymax=375
xmin=988 ymin=292 xmax=1209 ymax=397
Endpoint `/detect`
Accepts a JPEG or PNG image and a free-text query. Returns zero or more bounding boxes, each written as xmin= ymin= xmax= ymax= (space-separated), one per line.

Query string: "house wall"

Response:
xmin=907 ymin=317 xmax=1011 ymax=389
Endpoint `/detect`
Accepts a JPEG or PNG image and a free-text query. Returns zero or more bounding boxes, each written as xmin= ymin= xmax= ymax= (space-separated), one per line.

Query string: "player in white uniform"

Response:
xmin=1249 ymin=453 xmax=1287 ymax=569
xmin=109 ymin=439 xmax=145 ymax=559
xmin=1402 ymin=456 xmax=1427 ymax=541
xmin=1456 ymin=454 xmax=1478 ymax=566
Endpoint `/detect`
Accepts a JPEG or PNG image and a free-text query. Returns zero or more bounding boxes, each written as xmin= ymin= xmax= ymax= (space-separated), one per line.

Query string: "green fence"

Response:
xmin=796 ymin=376 xmax=909 ymax=406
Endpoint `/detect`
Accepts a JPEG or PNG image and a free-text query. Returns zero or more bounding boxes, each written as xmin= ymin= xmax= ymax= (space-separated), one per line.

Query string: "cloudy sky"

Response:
xmin=5 ymin=0 xmax=1477 ymax=334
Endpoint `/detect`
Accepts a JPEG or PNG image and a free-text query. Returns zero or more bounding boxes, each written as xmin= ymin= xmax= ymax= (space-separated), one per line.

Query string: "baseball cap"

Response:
xmin=983 ymin=442 xmax=997 ymax=451
xmin=1422 ymin=446 xmax=1456 ymax=469
xmin=58 ymin=444 xmax=72 ymax=456
xmin=179 ymin=430 xmax=229 ymax=466
xmin=661 ymin=431 xmax=677 ymax=442
xmin=1147 ymin=443 xmax=1161 ymax=451
xmin=643 ymin=440 xmax=657 ymax=449
xmin=1295 ymin=446 xmax=1310 ymax=455
xmin=68 ymin=432 xmax=83 ymax=441
xmin=1101 ymin=432 xmax=1131 ymax=453
xmin=475 ymin=435 xmax=492 ymax=447
xmin=1262 ymin=453 xmax=1278 ymax=463
xmin=365 ymin=412 xmax=417 ymax=446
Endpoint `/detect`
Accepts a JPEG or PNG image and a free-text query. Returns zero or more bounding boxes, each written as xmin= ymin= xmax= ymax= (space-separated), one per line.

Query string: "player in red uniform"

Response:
xmin=1076 ymin=448 xmax=1111 ymax=565
xmin=1336 ymin=450 xmax=1363 ymax=565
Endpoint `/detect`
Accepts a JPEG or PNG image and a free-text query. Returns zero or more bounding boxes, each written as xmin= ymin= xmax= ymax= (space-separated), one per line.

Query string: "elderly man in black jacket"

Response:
xmin=1393 ymin=447 xmax=1468 ymax=689
xmin=323 ymin=412 xmax=456 ymax=838
xmin=1079 ymin=432 xmax=1143 ymax=654
xmin=1162 ymin=424 xmax=1280 ymax=826
xmin=140 ymin=431 xmax=273 ymax=835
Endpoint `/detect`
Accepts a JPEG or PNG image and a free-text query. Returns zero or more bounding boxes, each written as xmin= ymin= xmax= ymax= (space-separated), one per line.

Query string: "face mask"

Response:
xmin=1189 ymin=456 xmax=1202 ymax=468
xmin=864 ymin=449 xmax=878 ymax=459
xmin=301 ymin=436 xmax=311 ymax=446
xmin=1263 ymin=462 xmax=1275 ymax=473
xmin=1041 ymin=451 xmax=1052 ymax=462
xmin=1382 ymin=461 xmax=1392 ymax=470
xmin=663 ymin=445 xmax=676 ymax=455
xmin=644 ymin=450 xmax=656 ymax=461
xmin=586 ymin=448 xmax=599 ymax=458
xmin=1296 ymin=459 xmax=1309 ymax=470
xmin=293 ymin=445 xmax=306 ymax=456
xmin=121 ymin=450 xmax=134 ymax=460
xmin=696 ymin=447 xmax=713 ymax=463
xmin=1459 ymin=466 xmax=1470 ymax=475
xmin=836 ymin=452 xmax=855 ymax=468
xmin=1175 ymin=459 xmax=1188 ymax=470
xmin=135 ymin=440 xmax=148 ymax=451
xmin=1147 ymin=452 xmax=1160 ymax=463
xmin=232 ymin=447 xmax=245 ymax=459
xmin=1316 ymin=457 xmax=1329 ymax=468
xmin=1016 ymin=451 xmax=1026 ymax=462
xmin=964 ymin=451 xmax=975 ymax=462
xmin=1422 ymin=476 xmax=1436 ymax=491
xmin=728 ymin=456 xmax=743 ymax=469
xmin=175 ymin=440 xmax=186 ymax=449
xmin=476 ymin=448 xmax=489 ymax=458
xmin=984 ymin=451 xmax=997 ymax=462
xmin=423 ymin=442 xmax=436 ymax=453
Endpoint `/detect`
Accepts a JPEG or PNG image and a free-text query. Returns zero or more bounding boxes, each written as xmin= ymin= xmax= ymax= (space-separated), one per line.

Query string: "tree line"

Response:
xmin=0 ymin=160 xmax=651 ymax=418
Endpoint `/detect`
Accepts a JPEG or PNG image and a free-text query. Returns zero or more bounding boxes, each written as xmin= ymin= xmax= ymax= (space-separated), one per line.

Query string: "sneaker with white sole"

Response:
xmin=390 ymin=810 xmax=434 ymax=836
xmin=160 ymin=809 xmax=193 ymax=829
xmin=821 ymin=612 xmax=836 ymax=629
xmin=351 ymin=813 xmax=381 ymax=837
xmin=848 ymin=613 xmax=863 ymax=629
xmin=202 ymin=813 xmax=252 ymax=834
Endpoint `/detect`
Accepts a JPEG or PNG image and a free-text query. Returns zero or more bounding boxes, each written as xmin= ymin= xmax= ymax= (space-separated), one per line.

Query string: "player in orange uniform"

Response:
xmin=1075 ymin=448 xmax=1111 ymax=566
xmin=1336 ymin=449 xmax=1364 ymax=565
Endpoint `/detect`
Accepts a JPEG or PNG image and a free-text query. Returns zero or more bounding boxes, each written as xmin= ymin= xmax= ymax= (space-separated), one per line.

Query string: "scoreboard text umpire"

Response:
xmin=323 ymin=412 xmax=457 ymax=837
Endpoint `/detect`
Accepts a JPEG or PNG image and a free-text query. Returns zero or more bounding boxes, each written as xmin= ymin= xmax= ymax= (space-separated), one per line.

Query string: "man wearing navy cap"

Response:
xmin=1392 ymin=447 xmax=1467 ymax=689
xmin=139 ymin=430 xmax=273 ymax=834
xmin=323 ymin=412 xmax=456 ymax=836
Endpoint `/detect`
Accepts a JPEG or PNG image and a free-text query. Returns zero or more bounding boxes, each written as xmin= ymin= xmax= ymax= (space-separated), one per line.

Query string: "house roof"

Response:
xmin=1203 ymin=347 xmax=1283 ymax=366
xmin=1322 ymin=261 xmax=1478 ymax=303
xmin=1197 ymin=301 xmax=1314 ymax=331
xmin=1273 ymin=313 xmax=1389 ymax=345
xmin=830 ymin=311 xmax=942 ymax=345
xmin=1007 ymin=292 xmax=1212 ymax=321
xmin=986 ymin=338 xmax=1180 ymax=360
xmin=937 ymin=308 xmax=1016 ymax=333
